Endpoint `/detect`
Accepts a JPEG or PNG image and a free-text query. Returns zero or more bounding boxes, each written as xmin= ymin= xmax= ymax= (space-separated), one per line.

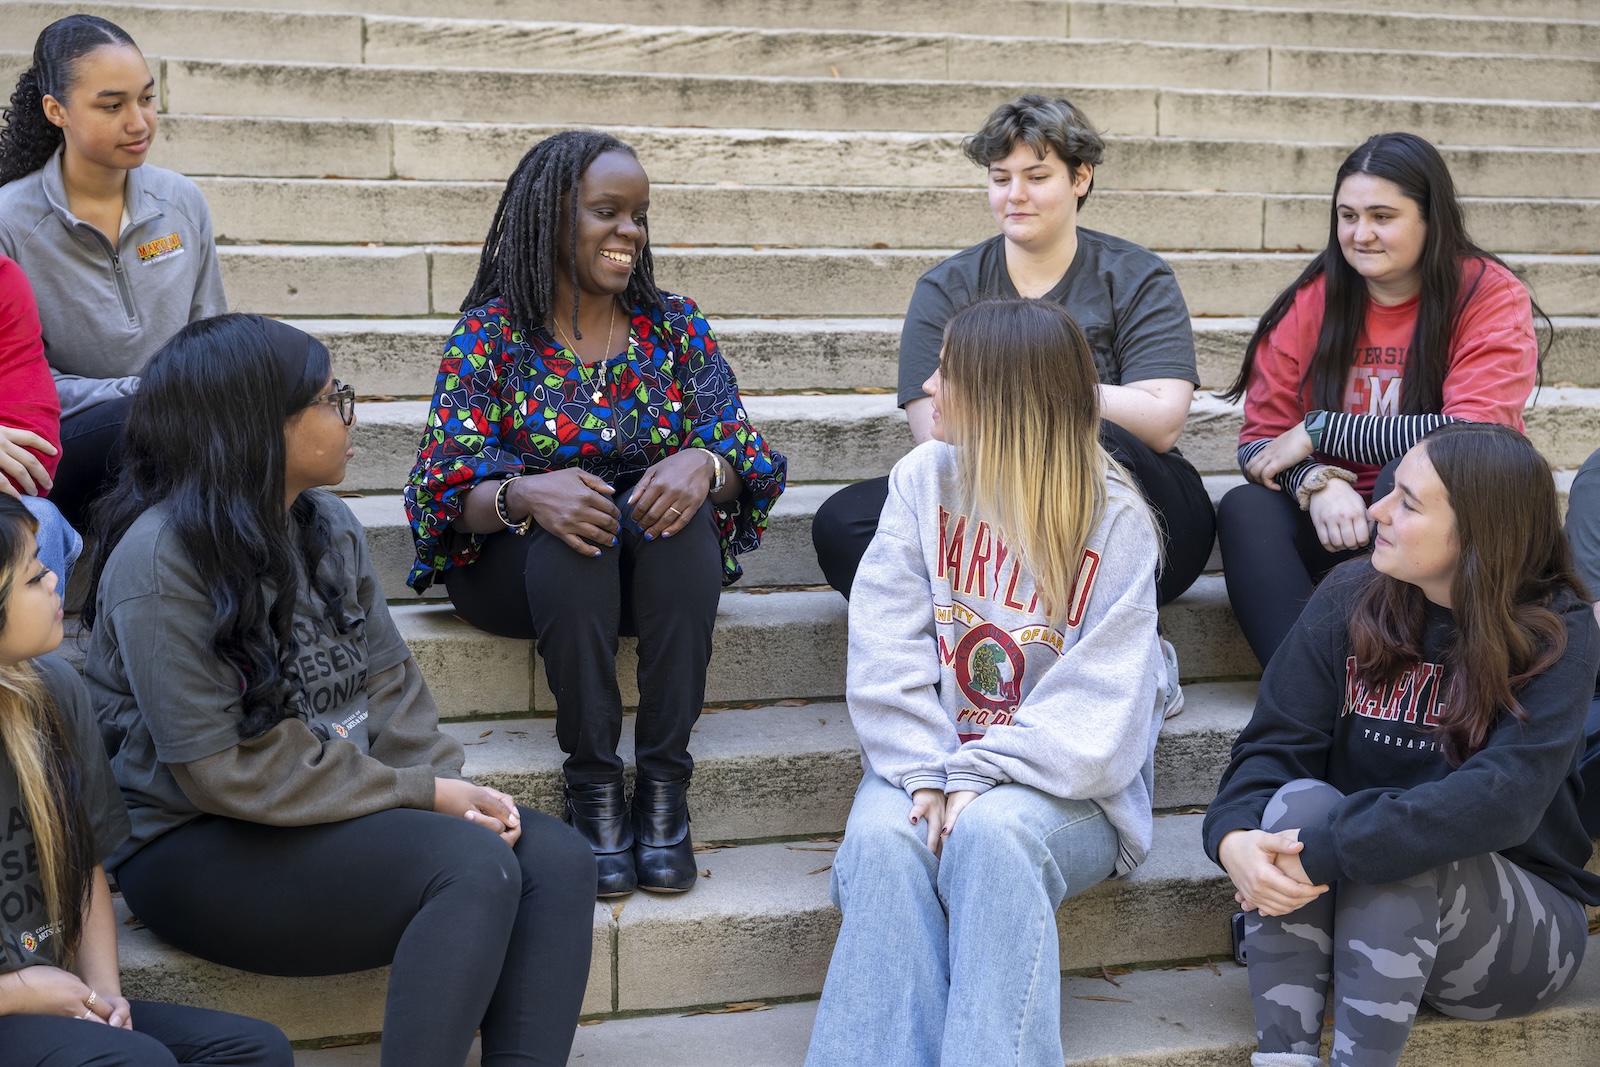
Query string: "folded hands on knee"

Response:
xmin=1218 ymin=827 xmax=1328 ymax=917
xmin=434 ymin=778 xmax=523 ymax=846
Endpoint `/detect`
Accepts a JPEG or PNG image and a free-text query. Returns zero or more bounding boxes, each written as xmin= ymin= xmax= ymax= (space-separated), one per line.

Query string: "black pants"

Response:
xmin=0 ymin=1000 xmax=290 ymax=1067
xmin=811 ymin=421 xmax=1216 ymax=607
xmin=1215 ymin=462 xmax=1398 ymax=669
xmin=52 ymin=394 xmax=135 ymax=530
xmin=446 ymin=495 xmax=722 ymax=785
xmin=115 ymin=807 xmax=598 ymax=1067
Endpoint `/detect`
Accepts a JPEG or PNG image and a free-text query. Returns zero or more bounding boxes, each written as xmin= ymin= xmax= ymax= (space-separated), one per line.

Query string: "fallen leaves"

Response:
xmin=1094 ymin=965 xmax=1131 ymax=987
xmin=683 ymin=1001 xmax=771 ymax=1017
xmin=807 ymin=865 xmax=833 ymax=875
xmin=1073 ymin=995 xmax=1131 ymax=1003
xmin=610 ymin=902 xmax=626 ymax=921
xmin=693 ymin=841 xmax=734 ymax=854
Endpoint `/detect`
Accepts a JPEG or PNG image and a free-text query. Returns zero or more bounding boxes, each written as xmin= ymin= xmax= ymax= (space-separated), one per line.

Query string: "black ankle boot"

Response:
xmin=631 ymin=777 xmax=697 ymax=894
xmin=564 ymin=780 xmax=637 ymax=897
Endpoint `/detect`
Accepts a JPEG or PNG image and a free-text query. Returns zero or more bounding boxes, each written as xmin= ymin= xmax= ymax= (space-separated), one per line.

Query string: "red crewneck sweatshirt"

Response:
xmin=0 ymin=256 xmax=62 ymax=492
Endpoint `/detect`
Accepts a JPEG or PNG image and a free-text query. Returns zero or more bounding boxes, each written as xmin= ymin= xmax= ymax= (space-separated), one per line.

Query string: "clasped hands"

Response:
xmin=505 ymin=449 xmax=710 ymax=556
xmin=1218 ymin=827 xmax=1329 ymax=917
xmin=1244 ymin=422 xmax=1370 ymax=553
xmin=908 ymin=788 xmax=980 ymax=857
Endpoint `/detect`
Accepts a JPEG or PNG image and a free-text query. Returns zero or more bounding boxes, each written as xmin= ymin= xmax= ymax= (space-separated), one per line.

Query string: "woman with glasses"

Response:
xmin=407 ymin=131 xmax=786 ymax=897
xmin=80 ymin=314 xmax=598 ymax=1067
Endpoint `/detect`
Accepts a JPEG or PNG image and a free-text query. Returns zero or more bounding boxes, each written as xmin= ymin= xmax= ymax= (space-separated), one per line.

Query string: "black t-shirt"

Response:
xmin=896 ymin=229 xmax=1199 ymax=408
xmin=0 ymin=655 xmax=130 ymax=974
xmin=1203 ymin=560 xmax=1600 ymax=905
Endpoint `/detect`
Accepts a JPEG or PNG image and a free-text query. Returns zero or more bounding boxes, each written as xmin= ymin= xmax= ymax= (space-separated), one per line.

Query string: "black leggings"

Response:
xmin=445 ymin=495 xmax=723 ymax=785
xmin=1216 ymin=462 xmax=1398 ymax=668
xmin=114 ymin=807 xmax=598 ymax=1067
xmin=811 ymin=420 xmax=1216 ymax=606
xmin=0 ymin=1000 xmax=291 ymax=1067
xmin=52 ymin=394 xmax=135 ymax=530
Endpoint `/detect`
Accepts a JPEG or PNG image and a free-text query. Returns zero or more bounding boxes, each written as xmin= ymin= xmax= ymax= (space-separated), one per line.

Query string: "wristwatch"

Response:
xmin=1303 ymin=410 xmax=1330 ymax=452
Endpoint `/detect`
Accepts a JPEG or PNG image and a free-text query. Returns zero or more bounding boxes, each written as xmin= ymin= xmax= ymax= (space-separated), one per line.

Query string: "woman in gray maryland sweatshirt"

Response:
xmin=806 ymin=299 xmax=1168 ymax=1067
xmin=0 ymin=16 xmax=226 ymax=529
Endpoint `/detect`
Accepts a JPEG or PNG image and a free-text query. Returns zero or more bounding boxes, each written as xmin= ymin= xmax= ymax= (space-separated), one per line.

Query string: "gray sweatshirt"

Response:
xmin=0 ymin=149 xmax=227 ymax=418
xmin=847 ymin=442 xmax=1167 ymax=875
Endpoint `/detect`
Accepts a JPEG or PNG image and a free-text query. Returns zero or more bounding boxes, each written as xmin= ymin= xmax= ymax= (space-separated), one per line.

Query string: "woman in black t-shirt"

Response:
xmin=811 ymin=94 xmax=1214 ymax=688
xmin=0 ymin=493 xmax=291 ymax=1066
xmin=1204 ymin=424 xmax=1599 ymax=1067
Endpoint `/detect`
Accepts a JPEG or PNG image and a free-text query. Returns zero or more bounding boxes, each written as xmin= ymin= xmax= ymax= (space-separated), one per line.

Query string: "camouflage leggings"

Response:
xmin=1244 ymin=779 xmax=1587 ymax=1067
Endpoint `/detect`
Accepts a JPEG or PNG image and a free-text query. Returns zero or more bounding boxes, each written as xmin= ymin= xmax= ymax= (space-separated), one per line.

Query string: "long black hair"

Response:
xmin=461 ymin=129 xmax=665 ymax=339
xmin=83 ymin=314 xmax=352 ymax=740
xmin=1224 ymin=132 xmax=1550 ymax=410
xmin=0 ymin=495 xmax=95 ymax=962
xmin=0 ymin=14 xmax=139 ymax=187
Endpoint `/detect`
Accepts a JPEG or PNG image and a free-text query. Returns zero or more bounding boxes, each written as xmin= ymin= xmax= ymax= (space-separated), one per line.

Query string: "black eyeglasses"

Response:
xmin=313 ymin=379 xmax=356 ymax=425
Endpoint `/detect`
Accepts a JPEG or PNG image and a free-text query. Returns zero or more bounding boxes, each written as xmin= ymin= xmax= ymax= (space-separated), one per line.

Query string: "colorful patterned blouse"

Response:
xmin=405 ymin=293 xmax=786 ymax=592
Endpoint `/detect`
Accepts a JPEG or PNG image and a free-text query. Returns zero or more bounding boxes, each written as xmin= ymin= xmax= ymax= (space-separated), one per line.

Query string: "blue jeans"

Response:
xmin=806 ymin=772 xmax=1119 ymax=1067
xmin=21 ymin=495 xmax=81 ymax=586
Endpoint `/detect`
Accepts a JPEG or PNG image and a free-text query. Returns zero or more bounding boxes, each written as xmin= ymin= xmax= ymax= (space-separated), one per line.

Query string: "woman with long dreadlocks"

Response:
xmin=406 ymin=131 xmax=787 ymax=898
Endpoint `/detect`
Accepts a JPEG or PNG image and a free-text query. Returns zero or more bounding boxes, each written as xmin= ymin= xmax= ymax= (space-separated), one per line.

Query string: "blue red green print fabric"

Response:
xmin=405 ymin=294 xmax=786 ymax=592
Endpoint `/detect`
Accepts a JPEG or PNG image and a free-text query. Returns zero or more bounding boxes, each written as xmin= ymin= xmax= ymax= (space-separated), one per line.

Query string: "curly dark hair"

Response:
xmin=0 ymin=15 xmax=138 ymax=186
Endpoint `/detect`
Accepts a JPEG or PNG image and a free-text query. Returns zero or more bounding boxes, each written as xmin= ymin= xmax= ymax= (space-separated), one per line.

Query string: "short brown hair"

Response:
xmin=962 ymin=94 xmax=1105 ymax=209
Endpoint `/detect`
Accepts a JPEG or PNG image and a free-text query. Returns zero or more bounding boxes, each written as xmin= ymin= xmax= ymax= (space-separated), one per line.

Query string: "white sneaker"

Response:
xmin=1160 ymin=637 xmax=1185 ymax=720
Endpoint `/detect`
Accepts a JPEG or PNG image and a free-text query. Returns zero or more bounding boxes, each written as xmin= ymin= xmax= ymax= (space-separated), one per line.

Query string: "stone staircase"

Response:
xmin=7 ymin=0 xmax=1600 ymax=1061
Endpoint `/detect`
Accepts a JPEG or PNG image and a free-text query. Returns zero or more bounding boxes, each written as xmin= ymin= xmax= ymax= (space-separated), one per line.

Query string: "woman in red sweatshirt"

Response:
xmin=1217 ymin=132 xmax=1543 ymax=668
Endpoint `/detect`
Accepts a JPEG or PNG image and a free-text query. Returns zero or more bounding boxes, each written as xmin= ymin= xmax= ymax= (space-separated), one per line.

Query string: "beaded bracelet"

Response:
xmin=495 ymin=476 xmax=532 ymax=535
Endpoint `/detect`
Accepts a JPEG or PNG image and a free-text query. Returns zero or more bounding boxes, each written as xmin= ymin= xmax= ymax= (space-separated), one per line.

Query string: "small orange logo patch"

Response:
xmin=20 ymin=932 xmax=37 ymax=952
xmin=137 ymin=233 xmax=184 ymax=263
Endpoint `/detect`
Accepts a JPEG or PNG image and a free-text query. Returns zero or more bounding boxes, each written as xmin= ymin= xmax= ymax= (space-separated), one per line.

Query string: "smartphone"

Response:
xmin=1231 ymin=911 xmax=1248 ymax=966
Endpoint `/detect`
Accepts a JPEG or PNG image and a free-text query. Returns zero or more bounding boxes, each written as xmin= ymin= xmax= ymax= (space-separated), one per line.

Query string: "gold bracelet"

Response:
xmin=494 ymin=476 xmax=532 ymax=535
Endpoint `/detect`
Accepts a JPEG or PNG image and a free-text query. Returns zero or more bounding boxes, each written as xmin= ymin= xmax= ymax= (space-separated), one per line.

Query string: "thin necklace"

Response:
xmin=552 ymin=301 xmax=618 ymax=405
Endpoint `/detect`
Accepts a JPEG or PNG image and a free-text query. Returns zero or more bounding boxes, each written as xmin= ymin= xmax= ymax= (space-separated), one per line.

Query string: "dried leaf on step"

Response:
xmin=785 ymin=844 xmax=837 ymax=852
xmin=818 ymin=718 xmax=827 ymax=725
xmin=1073 ymin=995 xmax=1131 ymax=1003
xmin=829 ymin=65 xmax=840 ymax=78
xmin=682 ymin=1001 xmax=772 ymax=1017
xmin=808 ymin=865 xmax=832 ymax=875
xmin=1095 ymin=965 xmax=1130 ymax=987
xmin=701 ymin=869 xmax=713 ymax=878
xmin=610 ymin=902 xmax=626 ymax=921
xmin=868 ymin=243 xmax=890 ymax=250
xmin=693 ymin=841 xmax=733 ymax=853
xmin=774 ymin=698 xmax=808 ymax=706
xmin=808 ymin=834 xmax=845 ymax=843
xmin=579 ymin=1019 xmax=605 ymax=1027
xmin=478 ymin=730 xmax=493 ymax=738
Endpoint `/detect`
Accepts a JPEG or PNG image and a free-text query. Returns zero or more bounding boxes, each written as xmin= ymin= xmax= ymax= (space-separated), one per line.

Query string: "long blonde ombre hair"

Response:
xmin=940 ymin=298 xmax=1144 ymax=624
xmin=0 ymin=497 xmax=94 ymax=963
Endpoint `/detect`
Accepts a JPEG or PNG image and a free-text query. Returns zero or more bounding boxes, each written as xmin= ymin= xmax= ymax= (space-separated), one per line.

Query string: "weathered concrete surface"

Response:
xmin=1069 ymin=1 xmax=1600 ymax=57
xmin=6 ymin=2 xmax=362 ymax=63
xmin=364 ymin=18 xmax=1272 ymax=91
xmin=216 ymin=246 xmax=431 ymax=317
xmin=1267 ymin=44 xmax=1600 ymax=103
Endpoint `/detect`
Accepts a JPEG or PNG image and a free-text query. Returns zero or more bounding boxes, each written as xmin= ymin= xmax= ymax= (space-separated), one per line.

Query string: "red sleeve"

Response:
xmin=0 ymin=257 xmax=61 ymax=488
xmin=1438 ymin=259 xmax=1537 ymax=431
xmin=1239 ymin=279 xmax=1321 ymax=444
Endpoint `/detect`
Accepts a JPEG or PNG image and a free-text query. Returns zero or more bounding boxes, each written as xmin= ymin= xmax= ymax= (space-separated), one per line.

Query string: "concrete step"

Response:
xmin=124 ymin=813 xmax=1240 ymax=1032
xmin=199 ymin=177 xmax=1600 ymax=254
xmin=81 ymin=0 xmax=1600 ymax=35
xmin=340 ymin=387 xmax=1600 ymax=498
xmin=132 ymin=56 xmax=1600 ymax=148
xmin=311 ymin=316 xmax=1600 ymax=398
xmin=151 ymin=117 xmax=1600 ymax=199
xmin=214 ymin=246 xmax=1600 ymax=319
xmin=296 ymin=945 xmax=1600 ymax=1066
xmin=48 ymin=1 xmax=1591 ymax=106
xmin=1067 ymin=2 xmax=1600 ymax=58
xmin=386 ymin=575 xmax=1258 ymax=718
xmin=444 ymin=681 xmax=1255 ymax=841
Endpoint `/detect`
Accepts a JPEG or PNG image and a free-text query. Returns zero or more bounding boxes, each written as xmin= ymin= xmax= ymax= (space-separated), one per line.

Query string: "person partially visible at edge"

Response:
xmin=405 ymin=130 xmax=787 ymax=899
xmin=1216 ymin=131 xmax=1546 ymax=669
xmin=1205 ymin=424 xmax=1598 ymax=1067
xmin=805 ymin=299 xmax=1168 ymax=1067
xmin=81 ymin=315 xmax=597 ymax=1067
xmin=0 ymin=14 xmax=227 ymax=530
xmin=809 ymin=94 xmax=1213 ymax=691
xmin=1563 ymin=448 xmax=1600 ymax=836
xmin=0 ymin=494 xmax=293 ymax=1067
xmin=0 ymin=255 xmax=79 ymax=583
